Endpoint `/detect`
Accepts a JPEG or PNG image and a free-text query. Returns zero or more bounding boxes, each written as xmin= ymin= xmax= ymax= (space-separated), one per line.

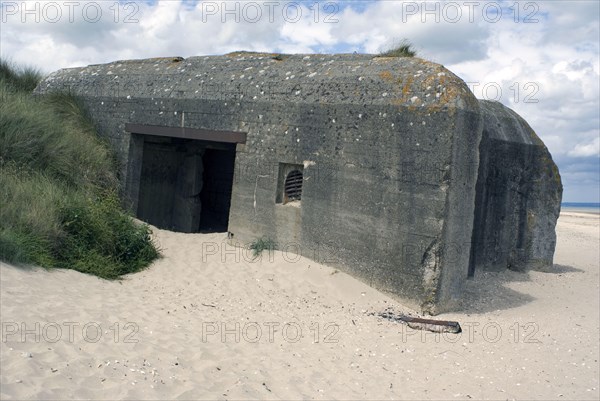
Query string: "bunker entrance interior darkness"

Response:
xmin=133 ymin=134 xmax=237 ymax=233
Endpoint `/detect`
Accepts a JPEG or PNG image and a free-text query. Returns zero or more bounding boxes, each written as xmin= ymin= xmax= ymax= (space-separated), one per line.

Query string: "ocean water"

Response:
xmin=561 ymin=202 xmax=600 ymax=214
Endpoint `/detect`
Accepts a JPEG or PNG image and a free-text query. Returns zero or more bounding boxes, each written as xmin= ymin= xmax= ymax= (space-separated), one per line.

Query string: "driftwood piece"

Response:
xmin=376 ymin=311 xmax=462 ymax=334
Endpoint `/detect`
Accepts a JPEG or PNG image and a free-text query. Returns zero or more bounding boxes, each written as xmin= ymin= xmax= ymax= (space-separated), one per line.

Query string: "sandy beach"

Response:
xmin=1 ymin=211 xmax=598 ymax=400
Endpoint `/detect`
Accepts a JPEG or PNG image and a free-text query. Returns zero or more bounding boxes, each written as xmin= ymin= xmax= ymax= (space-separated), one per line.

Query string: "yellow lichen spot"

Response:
xmin=379 ymin=70 xmax=394 ymax=82
xmin=401 ymin=76 xmax=414 ymax=96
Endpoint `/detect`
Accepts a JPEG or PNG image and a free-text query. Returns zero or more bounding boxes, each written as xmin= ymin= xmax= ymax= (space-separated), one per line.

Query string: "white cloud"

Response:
xmin=329 ymin=1 xmax=492 ymax=62
xmin=569 ymin=137 xmax=600 ymax=158
xmin=1 ymin=0 xmax=598 ymax=200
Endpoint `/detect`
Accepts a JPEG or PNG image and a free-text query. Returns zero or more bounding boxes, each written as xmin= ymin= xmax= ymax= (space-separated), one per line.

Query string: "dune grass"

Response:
xmin=249 ymin=237 xmax=276 ymax=258
xmin=0 ymin=60 xmax=159 ymax=279
xmin=0 ymin=59 xmax=42 ymax=93
xmin=379 ymin=40 xmax=417 ymax=58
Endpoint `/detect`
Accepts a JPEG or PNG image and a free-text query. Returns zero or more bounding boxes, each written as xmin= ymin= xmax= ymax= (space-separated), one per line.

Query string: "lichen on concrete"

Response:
xmin=35 ymin=52 xmax=562 ymax=314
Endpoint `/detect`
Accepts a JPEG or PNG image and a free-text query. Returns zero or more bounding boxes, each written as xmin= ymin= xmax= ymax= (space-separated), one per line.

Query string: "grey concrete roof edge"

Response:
xmin=36 ymin=52 xmax=480 ymax=111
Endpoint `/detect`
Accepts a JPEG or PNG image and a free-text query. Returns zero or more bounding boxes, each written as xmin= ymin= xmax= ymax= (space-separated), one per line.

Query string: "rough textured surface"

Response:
xmin=34 ymin=53 xmax=561 ymax=314
xmin=469 ymin=100 xmax=563 ymax=273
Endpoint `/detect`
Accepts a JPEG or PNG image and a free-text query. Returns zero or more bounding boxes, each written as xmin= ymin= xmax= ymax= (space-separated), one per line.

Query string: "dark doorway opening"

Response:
xmin=199 ymin=148 xmax=236 ymax=232
xmin=131 ymin=134 xmax=239 ymax=233
xmin=137 ymin=138 xmax=189 ymax=231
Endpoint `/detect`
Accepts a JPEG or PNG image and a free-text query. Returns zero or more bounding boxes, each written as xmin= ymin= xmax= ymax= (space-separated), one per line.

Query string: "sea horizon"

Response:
xmin=561 ymin=202 xmax=600 ymax=214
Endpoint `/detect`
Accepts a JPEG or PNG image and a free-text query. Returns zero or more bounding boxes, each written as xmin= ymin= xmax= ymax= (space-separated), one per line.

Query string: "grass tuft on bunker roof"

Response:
xmin=378 ymin=40 xmax=417 ymax=58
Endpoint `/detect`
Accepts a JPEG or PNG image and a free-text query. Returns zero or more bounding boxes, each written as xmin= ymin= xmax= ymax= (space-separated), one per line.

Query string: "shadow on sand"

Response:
xmin=457 ymin=263 xmax=583 ymax=314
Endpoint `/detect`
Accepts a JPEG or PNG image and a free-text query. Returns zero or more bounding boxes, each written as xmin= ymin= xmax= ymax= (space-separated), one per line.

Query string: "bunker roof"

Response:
xmin=38 ymin=52 xmax=478 ymax=110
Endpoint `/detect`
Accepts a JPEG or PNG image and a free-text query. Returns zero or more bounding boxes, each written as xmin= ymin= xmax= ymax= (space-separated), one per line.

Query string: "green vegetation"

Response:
xmin=379 ymin=40 xmax=417 ymax=58
xmin=0 ymin=60 xmax=41 ymax=92
xmin=249 ymin=237 xmax=276 ymax=258
xmin=0 ymin=60 xmax=159 ymax=279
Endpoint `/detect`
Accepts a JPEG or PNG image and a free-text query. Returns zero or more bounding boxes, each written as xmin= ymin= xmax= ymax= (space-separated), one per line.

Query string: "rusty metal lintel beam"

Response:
xmin=125 ymin=123 xmax=247 ymax=144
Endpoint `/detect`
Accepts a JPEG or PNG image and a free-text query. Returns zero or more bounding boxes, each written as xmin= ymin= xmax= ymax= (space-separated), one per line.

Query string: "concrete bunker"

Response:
xmin=125 ymin=124 xmax=246 ymax=233
xmin=35 ymin=53 xmax=562 ymax=314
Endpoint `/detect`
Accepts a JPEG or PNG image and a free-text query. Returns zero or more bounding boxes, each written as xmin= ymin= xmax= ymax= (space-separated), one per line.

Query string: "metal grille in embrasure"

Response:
xmin=284 ymin=170 xmax=303 ymax=202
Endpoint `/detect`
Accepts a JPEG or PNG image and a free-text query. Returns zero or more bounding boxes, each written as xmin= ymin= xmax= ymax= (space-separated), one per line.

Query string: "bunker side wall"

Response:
xmin=470 ymin=101 xmax=562 ymax=273
xmin=224 ymin=102 xmax=475 ymax=313
xmin=433 ymin=108 xmax=482 ymax=314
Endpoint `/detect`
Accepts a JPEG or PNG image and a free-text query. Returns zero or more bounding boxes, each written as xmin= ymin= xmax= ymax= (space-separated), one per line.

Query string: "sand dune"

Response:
xmin=1 ymin=211 xmax=598 ymax=400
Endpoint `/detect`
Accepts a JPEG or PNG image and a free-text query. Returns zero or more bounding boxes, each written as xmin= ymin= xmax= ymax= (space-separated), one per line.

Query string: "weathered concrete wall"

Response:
xmin=469 ymin=101 xmax=562 ymax=273
xmin=34 ymin=53 xmax=560 ymax=314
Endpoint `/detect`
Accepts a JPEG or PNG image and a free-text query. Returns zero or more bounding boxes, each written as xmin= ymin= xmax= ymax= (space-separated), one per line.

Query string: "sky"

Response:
xmin=1 ymin=0 xmax=599 ymax=202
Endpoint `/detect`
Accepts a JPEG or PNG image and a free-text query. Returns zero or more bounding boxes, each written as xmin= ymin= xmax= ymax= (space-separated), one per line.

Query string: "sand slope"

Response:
xmin=1 ymin=211 xmax=598 ymax=400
